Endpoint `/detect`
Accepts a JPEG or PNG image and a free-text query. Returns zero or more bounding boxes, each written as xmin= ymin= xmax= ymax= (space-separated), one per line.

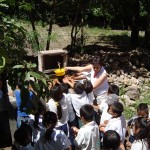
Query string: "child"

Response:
xmin=46 ymin=84 xmax=73 ymax=136
xmin=126 ymin=103 xmax=149 ymax=148
xmin=130 ymin=117 xmax=150 ymax=150
xmin=128 ymin=103 xmax=149 ymax=127
xmin=35 ymin=111 xmax=71 ymax=150
xmin=104 ymin=102 xmax=126 ymax=143
xmin=72 ymin=104 xmax=99 ymax=150
xmin=93 ymin=84 xmax=119 ymax=111
xmin=14 ymin=82 xmax=34 ymax=128
xmin=13 ymin=123 xmax=34 ymax=150
xmin=103 ymin=130 xmax=125 ymax=150
xmin=63 ymin=78 xmax=92 ymax=118
xmin=29 ymin=102 xmax=46 ymax=144
xmin=107 ymin=84 xmax=119 ymax=96
xmin=83 ymin=80 xmax=95 ymax=104
xmin=99 ymin=94 xmax=119 ymax=131
xmin=93 ymin=84 xmax=119 ymax=125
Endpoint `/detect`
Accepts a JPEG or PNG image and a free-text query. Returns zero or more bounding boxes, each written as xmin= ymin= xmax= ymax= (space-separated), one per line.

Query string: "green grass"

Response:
xmin=123 ymin=82 xmax=150 ymax=120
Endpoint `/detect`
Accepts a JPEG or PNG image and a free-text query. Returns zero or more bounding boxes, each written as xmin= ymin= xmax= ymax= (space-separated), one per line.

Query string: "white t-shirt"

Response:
xmin=35 ymin=129 xmax=71 ymax=150
xmin=70 ymin=91 xmax=92 ymax=117
xmin=130 ymin=139 xmax=149 ymax=150
xmin=105 ymin=115 xmax=126 ymax=143
xmin=74 ymin=121 xmax=99 ymax=150
xmin=29 ymin=114 xmax=45 ymax=144
xmin=87 ymin=92 xmax=95 ymax=104
xmin=90 ymin=66 xmax=108 ymax=97
xmin=66 ymin=93 xmax=75 ymax=122
xmin=46 ymin=94 xmax=70 ymax=127
xmin=99 ymin=103 xmax=112 ymax=125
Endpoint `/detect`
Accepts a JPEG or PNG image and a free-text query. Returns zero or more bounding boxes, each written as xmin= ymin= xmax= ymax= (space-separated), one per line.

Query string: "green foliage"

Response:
xmin=8 ymin=61 xmax=51 ymax=100
xmin=26 ymin=30 xmax=43 ymax=51
xmin=0 ymin=0 xmax=52 ymax=114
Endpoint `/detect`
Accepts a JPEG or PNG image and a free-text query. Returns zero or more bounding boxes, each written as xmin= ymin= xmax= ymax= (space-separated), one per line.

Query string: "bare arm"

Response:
xmin=65 ymin=64 xmax=92 ymax=72
xmin=63 ymin=77 xmax=75 ymax=88
xmin=93 ymin=72 xmax=107 ymax=89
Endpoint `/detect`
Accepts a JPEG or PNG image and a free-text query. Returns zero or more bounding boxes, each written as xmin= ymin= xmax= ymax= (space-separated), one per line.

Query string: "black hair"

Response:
xmin=74 ymin=81 xmax=84 ymax=94
xmin=60 ymin=83 xmax=70 ymax=94
xmin=50 ymin=84 xmax=63 ymax=120
xmin=111 ymin=102 xmax=124 ymax=117
xmin=103 ymin=130 xmax=120 ymax=150
xmin=83 ymin=80 xmax=93 ymax=94
xmin=91 ymin=54 xmax=103 ymax=66
xmin=42 ymin=111 xmax=57 ymax=142
xmin=137 ymin=103 xmax=149 ymax=118
xmin=108 ymin=84 xmax=119 ymax=95
xmin=80 ymin=104 xmax=94 ymax=122
xmin=134 ymin=117 xmax=150 ymax=149
xmin=33 ymin=102 xmax=46 ymax=129
xmin=14 ymin=123 xmax=32 ymax=147
xmin=17 ymin=81 xmax=23 ymax=89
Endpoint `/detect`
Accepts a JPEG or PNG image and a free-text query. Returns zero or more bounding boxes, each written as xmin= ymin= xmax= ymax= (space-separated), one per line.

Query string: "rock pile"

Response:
xmin=68 ymin=48 xmax=150 ymax=107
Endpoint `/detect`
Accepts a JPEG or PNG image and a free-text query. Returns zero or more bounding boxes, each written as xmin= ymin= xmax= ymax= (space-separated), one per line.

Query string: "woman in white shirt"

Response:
xmin=130 ymin=117 xmax=150 ymax=150
xmin=65 ymin=55 xmax=108 ymax=105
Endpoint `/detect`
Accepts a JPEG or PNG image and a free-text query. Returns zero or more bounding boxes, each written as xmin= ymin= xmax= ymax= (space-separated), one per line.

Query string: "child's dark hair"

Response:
xmin=50 ymin=84 xmax=63 ymax=120
xmin=34 ymin=102 xmax=46 ymax=129
xmin=74 ymin=81 xmax=84 ymax=94
xmin=80 ymin=104 xmax=94 ymax=122
xmin=42 ymin=111 xmax=57 ymax=142
xmin=137 ymin=103 xmax=149 ymax=118
xmin=14 ymin=123 xmax=32 ymax=147
xmin=60 ymin=83 xmax=70 ymax=94
xmin=83 ymin=80 xmax=93 ymax=94
xmin=108 ymin=84 xmax=119 ymax=95
xmin=103 ymin=130 xmax=120 ymax=150
xmin=111 ymin=102 xmax=124 ymax=117
xmin=134 ymin=117 xmax=150 ymax=149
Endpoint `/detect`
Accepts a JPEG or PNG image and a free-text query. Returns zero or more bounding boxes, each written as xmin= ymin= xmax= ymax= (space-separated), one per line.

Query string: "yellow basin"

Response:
xmin=54 ymin=68 xmax=65 ymax=76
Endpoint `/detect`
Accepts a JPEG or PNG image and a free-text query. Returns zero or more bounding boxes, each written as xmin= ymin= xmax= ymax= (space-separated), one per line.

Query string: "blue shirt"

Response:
xmin=14 ymin=89 xmax=33 ymax=117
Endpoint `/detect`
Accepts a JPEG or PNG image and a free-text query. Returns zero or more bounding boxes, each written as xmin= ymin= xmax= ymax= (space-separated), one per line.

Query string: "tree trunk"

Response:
xmin=71 ymin=4 xmax=80 ymax=48
xmin=46 ymin=0 xmax=55 ymax=50
xmin=145 ymin=14 xmax=150 ymax=48
xmin=46 ymin=20 xmax=53 ymax=50
xmin=131 ymin=0 xmax=140 ymax=49
xmin=28 ymin=12 xmax=40 ymax=51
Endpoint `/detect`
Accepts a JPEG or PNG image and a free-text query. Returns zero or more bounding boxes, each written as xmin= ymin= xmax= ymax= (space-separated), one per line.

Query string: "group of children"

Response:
xmin=12 ymin=77 xmax=150 ymax=150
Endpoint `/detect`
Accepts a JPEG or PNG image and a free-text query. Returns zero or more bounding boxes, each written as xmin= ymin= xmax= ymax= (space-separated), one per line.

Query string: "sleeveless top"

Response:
xmin=90 ymin=66 xmax=108 ymax=97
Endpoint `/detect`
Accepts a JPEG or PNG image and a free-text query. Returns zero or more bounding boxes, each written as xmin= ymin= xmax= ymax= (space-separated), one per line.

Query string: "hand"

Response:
xmin=92 ymin=104 xmax=99 ymax=110
xmin=104 ymin=120 xmax=109 ymax=125
xmin=65 ymin=67 xmax=69 ymax=71
xmin=63 ymin=77 xmax=69 ymax=83
xmin=99 ymin=126 xmax=105 ymax=132
xmin=71 ymin=126 xmax=79 ymax=136
xmin=126 ymin=141 xmax=131 ymax=147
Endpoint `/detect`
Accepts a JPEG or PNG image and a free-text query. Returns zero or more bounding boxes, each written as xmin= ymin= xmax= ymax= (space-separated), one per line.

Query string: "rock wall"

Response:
xmin=68 ymin=48 xmax=150 ymax=107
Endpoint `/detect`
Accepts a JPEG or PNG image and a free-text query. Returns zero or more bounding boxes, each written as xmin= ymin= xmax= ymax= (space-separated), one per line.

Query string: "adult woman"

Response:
xmin=65 ymin=56 xmax=108 ymax=104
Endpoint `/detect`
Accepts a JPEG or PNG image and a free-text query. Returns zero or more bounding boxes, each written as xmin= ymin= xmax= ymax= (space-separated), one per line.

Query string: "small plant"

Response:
xmin=119 ymin=84 xmax=126 ymax=96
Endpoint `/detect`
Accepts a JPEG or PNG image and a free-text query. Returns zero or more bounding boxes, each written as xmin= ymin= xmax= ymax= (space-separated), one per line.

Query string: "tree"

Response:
xmin=0 ymin=0 xmax=51 ymax=113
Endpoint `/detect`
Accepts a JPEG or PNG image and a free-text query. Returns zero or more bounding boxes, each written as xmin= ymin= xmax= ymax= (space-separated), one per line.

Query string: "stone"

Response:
xmin=120 ymin=95 xmax=135 ymax=106
xmin=125 ymin=85 xmax=140 ymax=100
